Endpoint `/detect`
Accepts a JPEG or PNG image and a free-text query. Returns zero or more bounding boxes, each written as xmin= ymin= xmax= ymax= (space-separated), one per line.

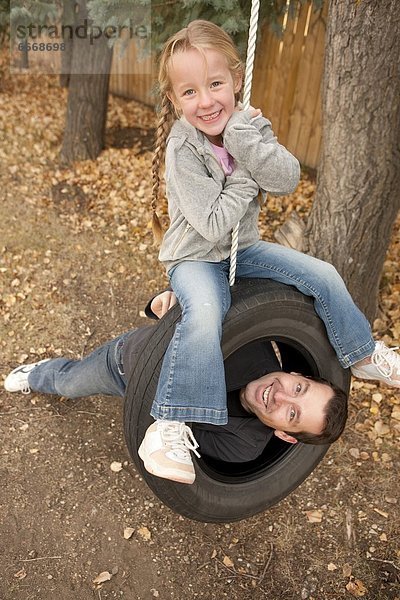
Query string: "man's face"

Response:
xmin=240 ymin=372 xmax=333 ymax=443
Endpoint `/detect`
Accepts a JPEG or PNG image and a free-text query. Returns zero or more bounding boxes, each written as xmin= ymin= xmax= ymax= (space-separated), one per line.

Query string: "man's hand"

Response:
xmin=150 ymin=290 xmax=177 ymax=319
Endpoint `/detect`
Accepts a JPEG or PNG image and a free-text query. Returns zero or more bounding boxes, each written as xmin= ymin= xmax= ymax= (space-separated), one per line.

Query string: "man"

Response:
xmin=4 ymin=291 xmax=348 ymax=479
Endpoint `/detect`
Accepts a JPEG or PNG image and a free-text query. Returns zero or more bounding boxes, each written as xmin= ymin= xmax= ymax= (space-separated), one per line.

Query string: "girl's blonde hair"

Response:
xmin=151 ymin=20 xmax=244 ymax=243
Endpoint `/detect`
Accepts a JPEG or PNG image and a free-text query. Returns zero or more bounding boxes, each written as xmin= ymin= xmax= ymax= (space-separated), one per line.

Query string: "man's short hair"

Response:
xmin=285 ymin=377 xmax=348 ymax=445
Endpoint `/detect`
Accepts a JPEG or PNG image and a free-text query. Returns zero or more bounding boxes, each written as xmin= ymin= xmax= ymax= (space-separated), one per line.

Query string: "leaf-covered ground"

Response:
xmin=1 ymin=53 xmax=399 ymax=600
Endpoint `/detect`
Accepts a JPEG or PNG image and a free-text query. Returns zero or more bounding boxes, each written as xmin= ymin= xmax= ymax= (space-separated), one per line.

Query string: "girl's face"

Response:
xmin=167 ymin=47 xmax=242 ymax=145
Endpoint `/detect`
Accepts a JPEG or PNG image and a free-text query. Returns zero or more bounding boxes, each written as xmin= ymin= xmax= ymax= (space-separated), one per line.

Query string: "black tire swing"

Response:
xmin=124 ymin=279 xmax=351 ymax=523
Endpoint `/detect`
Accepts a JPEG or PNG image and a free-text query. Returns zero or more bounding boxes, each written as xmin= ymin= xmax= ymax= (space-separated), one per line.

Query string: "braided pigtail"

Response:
xmin=151 ymin=94 xmax=174 ymax=244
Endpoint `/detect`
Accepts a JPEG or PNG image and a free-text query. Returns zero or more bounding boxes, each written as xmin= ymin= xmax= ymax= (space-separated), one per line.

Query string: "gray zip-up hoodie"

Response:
xmin=159 ymin=109 xmax=300 ymax=273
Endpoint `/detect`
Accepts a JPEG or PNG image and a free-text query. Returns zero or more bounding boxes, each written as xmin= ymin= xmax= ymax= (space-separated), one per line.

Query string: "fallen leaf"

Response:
xmin=327 ymin=562 xmax=337 ymax=571
xmin=138 ymin=526 xmax=151 ymax=541
xmin=374 ymin=421 xmax=390 ymax=436
xmin=381 ymin=453 xmax=392 ymax=463
xmin=211 ymin=549 xmax=217 ymax=559
xmin=391 ymin=409 xmax=400 ymax=421
xmin=372 ymin=393 xmax=383 ymax=403
xmin=346 ymin=578 xmax=368 ymax=597
xmin=349 ymin=448 xmax=360 ymax=459
xmin=351 ymin=381 xmax=365 ymax=390
xmin=92 ymin=571 xmax=112 ymax=585
xmin=110 ymin=461 xmax=123 ymax=472
xmin=123 ymin=527 xmax=135 ymax=539
xmin=223 ymin=555 xmax=234 ymax=568
xmin=305 ymin=509 xmax=323 ymax=523
xmin=384 ymin=496 xmax=397 ymax=504
xmin=343 ymin=563 xmax=352 ymax=578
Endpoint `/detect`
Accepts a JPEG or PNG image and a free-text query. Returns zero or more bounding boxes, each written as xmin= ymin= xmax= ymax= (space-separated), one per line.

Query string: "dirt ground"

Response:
xmin=1 ymin=59 xmax=399 ymax=600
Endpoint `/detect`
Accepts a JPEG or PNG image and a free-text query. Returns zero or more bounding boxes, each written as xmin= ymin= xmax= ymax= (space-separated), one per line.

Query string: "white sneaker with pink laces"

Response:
xmin=351 ymin=342 xmax=400 ymax=388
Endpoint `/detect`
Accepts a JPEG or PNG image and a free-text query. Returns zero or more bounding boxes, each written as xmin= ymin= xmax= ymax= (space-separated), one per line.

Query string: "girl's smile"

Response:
xmin=198 ymin=110 xmax=222 ymax=122
xmin=167 ymin=47 xmax=242 ymax=145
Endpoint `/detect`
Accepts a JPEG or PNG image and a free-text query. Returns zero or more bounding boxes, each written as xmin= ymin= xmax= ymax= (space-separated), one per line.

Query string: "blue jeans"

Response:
xmin=151 ymin=240 xmax=375 ymax=425
xmin=28 ymin=333 xmax=130 ymax=398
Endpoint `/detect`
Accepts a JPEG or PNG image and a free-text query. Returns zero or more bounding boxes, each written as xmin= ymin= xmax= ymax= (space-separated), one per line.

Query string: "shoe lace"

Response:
xmin=372 ymin=342 xmax=400 ymax=378
xmin=159 ymin=422 xmax=201 ymax=459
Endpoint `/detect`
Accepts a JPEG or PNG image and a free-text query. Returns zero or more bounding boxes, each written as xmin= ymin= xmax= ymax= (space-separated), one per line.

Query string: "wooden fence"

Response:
xmin=252 ymin=0 xmax=328 ymax=168
xmin=109 ymin=35 xmax=156 ymax=106
xmin=109 ymin=0 xmax=328 ymax=169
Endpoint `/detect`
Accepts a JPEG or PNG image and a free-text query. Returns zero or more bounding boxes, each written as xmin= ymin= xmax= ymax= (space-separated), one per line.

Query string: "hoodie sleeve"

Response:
xmin=165 ymin=139 xmax=259 ymax=243
xmin=223 ymin=110 xmax=300 ymax=195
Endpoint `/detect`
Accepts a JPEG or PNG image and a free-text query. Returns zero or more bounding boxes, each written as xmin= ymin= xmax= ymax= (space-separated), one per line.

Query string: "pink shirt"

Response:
xmin=209 ymin=142 xmax=235 ymax=176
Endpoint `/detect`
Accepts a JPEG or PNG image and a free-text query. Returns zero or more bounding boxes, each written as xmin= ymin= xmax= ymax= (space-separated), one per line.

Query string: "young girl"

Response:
xmin=138 ymin=20 xmax=400 ymax=484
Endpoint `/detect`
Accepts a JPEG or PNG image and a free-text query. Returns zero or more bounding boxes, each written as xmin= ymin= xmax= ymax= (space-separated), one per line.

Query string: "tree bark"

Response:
xmin=20 ymin=39 xmax=29 ymax=69
xmin=60 ymin=0 xmax=113 ymax=164
xmin=306 ymin=0 xmax=400 ymax=323
xmin=59 ymin=0 xmax=75 ymax=88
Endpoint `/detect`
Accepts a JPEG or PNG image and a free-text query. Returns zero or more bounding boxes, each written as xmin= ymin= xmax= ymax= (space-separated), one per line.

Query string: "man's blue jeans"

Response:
xmin=151 ymin=240 xmax=375 ymax=425
xmin=28 ymin=333 xmax=130 ymax=398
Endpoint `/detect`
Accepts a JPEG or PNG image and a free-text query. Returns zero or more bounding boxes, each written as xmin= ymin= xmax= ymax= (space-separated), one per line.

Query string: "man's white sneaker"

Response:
xmin=138 ymin=420 xmax=200 ymax=485
xmin=351 ymin=342 xmax=400 ymax=388
xmin=4 ymin=359 xmax=50 ymax=394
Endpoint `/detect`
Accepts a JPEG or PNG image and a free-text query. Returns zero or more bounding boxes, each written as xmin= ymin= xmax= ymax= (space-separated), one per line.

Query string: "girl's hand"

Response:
xmin=250 ymin=107 xmax=262 ymax=118
xmin=234 ymin=105 xmax=262 ymax=118
xmin=150 ymin=290 xmax=177 ymax=319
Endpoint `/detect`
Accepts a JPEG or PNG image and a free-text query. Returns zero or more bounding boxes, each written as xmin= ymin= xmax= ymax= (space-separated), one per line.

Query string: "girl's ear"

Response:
xmin=234 ymin=73 xmax=243 ymax=94
xmin=167 ymin=91 xmax=179 ymax=111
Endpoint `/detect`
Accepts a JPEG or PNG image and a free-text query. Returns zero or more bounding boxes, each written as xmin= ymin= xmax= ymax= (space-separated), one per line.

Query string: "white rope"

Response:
xmin=229 ymin=0 xmax=261 ymax=286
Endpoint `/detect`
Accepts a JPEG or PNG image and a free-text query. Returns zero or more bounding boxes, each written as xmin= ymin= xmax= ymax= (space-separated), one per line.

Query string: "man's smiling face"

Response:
xmin=240 ymin=372 xmax=334 ymax=443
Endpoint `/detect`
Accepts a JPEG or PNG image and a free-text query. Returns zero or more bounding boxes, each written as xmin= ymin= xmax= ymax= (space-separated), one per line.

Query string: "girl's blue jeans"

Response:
xmin=151 ymin=240 xmax=375 ymax=425
xmin=28 ymin=333 xmax=129 ymax=398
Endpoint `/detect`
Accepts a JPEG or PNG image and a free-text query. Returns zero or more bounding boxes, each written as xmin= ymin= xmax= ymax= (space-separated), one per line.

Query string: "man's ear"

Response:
xmin=273 ymin=430 xmax=298 ymax=444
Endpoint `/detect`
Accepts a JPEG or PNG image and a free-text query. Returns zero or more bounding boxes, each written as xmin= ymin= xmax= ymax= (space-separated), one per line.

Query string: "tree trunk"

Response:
xmin=20 ymin=39 xmax=29 ymax=69
xmin=60 ymin=0 xmax=113 ymax=164
xmin=59 ymin=0 xmax=75 ymax=88
xmin=306 ymin=0 xmax=400 ymax=323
